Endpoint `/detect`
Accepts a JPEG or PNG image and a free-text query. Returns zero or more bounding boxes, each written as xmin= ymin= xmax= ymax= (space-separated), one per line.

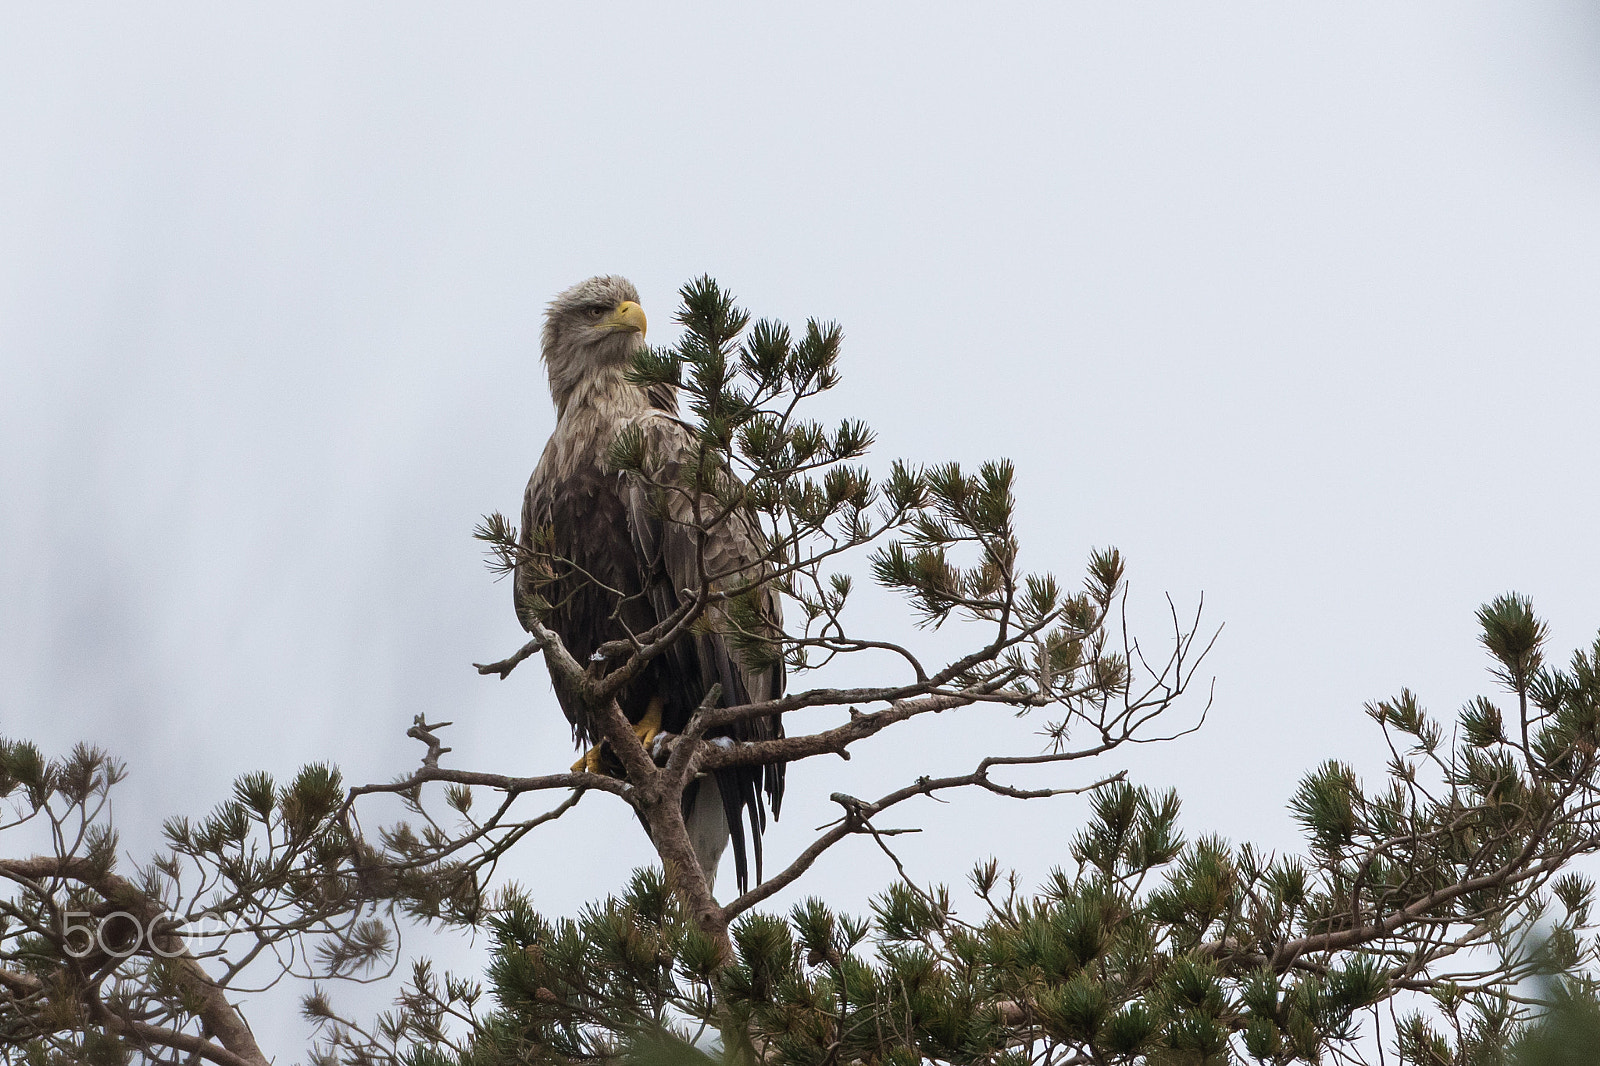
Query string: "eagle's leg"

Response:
xmin=569 ymin=698 xmax=665 ymax=773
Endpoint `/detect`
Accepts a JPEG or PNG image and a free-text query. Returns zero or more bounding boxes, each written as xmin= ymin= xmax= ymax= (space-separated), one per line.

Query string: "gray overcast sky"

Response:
xmin=3 ymin=1 xmax=1600 ymax=1050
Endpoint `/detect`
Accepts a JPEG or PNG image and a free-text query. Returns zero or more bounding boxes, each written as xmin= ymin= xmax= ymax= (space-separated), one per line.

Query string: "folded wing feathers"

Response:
xmin=627 ymin=412 xmax=786 ymax=893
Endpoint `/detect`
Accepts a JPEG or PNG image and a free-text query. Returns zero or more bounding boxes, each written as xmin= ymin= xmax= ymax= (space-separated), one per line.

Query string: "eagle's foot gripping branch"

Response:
xmin=569 ymin=700 xmax=665 ymax=775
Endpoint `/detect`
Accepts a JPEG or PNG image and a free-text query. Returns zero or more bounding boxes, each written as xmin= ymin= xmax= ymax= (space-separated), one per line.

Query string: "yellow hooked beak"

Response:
xmin=602 ymin=300 xmax=647 ymax=337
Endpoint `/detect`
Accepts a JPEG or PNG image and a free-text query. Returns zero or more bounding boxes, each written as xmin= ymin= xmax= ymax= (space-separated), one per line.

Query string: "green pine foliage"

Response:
xmin=7 ymin=278 xmax=1600 ymax=1065
xmin=316 ymin=595 xmax=1600 ymax=1066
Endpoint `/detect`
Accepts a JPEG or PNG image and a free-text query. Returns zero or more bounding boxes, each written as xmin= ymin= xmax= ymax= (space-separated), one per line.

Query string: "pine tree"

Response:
xmin=4 ymin=280 xmax=1600 ymax=1065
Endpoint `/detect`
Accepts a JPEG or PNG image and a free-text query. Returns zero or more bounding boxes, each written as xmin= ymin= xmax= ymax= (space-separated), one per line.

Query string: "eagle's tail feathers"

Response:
xmin=745 ymin=773 xmax=766 ymax=885
xmin=718 ymin=770 xmax=750 ymax=894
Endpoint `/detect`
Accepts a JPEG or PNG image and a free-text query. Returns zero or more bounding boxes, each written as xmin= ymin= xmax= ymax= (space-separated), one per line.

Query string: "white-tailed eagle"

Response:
xmin=516 ymin=275 xmax=784 ymax=894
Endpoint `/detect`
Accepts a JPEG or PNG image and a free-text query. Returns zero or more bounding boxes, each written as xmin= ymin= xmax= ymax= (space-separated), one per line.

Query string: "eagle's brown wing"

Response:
xmin=624 ymin=410 xmax=785 ymax=891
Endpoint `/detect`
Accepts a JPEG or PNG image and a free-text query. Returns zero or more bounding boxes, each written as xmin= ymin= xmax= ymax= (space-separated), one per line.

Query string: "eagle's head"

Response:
xmin=541 ymin=275 xmax=648 ymax=416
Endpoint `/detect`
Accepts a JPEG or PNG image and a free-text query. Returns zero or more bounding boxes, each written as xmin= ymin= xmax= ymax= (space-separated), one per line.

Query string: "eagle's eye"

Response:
xmin=586 ymin=306 xmax=607 ymax=319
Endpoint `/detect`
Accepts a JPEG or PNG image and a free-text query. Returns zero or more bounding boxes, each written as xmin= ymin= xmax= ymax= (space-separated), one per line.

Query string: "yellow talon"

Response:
xmin=571 ymin=700 xmax=664 ymax=773
xmin=633 ymin=699 xmax=664 ymax=750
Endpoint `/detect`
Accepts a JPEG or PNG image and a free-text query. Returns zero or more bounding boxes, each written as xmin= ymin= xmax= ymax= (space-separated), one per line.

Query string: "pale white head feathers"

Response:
xmin=541 ymin=275 xmax=648 ymax=417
